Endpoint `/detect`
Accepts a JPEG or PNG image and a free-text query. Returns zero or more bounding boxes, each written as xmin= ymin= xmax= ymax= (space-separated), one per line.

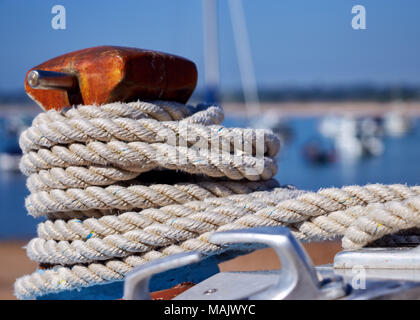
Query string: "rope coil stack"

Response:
xmin=14 ymin=100 xmax=289 ymax=299
xmin=14 ymin=100 xmax=420 ymax=299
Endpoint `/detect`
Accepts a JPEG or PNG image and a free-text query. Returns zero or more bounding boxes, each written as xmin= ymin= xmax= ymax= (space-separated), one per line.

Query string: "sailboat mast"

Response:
xmin=202 ymin=0 xmax=220 ymax=103
xmin=228 ymin=0 xmax=261 ymax=118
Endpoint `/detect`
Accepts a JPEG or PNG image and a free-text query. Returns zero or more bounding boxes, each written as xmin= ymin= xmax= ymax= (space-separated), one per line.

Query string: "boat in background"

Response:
xmin=319 ymin=115 xmax=384 ymax=161
xmin=0 ymin=115 xmax=31 ymax=172
xmin=249 ymin=111 xmax=294 ymax=145
xmin=384 ymin=111 xmax=413 ymax=137
xmin=0 ymin=153 xmax=20 ymax=172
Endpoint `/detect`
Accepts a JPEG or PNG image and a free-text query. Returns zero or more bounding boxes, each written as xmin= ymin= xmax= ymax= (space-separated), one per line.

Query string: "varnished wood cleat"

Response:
xmin=24 ymin=46 xmax=198 ymax=110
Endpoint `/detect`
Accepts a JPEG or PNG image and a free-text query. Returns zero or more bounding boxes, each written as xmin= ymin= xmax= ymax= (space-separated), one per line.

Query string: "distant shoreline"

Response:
xmin=1 ymin=101 xmax=420 ymax=117
xmin=222 ymin=101 xmax=420 ymax=117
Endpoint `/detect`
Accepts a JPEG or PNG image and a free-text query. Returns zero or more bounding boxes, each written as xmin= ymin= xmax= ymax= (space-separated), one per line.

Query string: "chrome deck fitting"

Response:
xmin=124 ymin=227 xmax=420 ymax=300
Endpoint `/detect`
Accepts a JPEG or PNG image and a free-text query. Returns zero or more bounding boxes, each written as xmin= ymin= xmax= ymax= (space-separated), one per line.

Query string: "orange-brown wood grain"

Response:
xmin=24 ymin=46 xmax=197 ymax=110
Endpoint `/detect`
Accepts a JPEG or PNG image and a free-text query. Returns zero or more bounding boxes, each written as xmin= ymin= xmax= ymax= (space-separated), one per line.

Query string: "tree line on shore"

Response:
xmin=1 ymin=85 xmax=420 ymax=104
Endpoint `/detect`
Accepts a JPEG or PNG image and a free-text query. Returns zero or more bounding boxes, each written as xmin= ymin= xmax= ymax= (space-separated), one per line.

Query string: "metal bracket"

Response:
xmin=334 ymin=245 xmax=420 ymax=270
xmin=122 ymin=227 xmax=420 ymax=300
xmin=207 ymin=227 xmax=347 ymax=300
xmin=123 ymin=227 xmax=348 ymax=300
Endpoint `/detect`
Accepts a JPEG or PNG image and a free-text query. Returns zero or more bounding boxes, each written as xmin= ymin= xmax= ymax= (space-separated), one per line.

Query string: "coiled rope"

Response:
xmin=14 ymin=100 xmax=420 ymax=299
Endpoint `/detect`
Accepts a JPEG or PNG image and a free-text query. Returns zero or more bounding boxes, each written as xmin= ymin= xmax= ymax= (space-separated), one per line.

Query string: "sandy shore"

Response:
xmin=223 ymin=101 xmax=420 ymax=117
xmin=0 ymin=240 xmax=341 ymax=300
xmin=0 ymin=241 xmax=36 ymax=300
xmin=1 ymin=101 xmax=420 ymax=118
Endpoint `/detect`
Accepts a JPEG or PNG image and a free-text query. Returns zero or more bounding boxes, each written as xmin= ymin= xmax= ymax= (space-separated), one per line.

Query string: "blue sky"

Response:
xmin=1 ymin=0 xmax=420 ymax=92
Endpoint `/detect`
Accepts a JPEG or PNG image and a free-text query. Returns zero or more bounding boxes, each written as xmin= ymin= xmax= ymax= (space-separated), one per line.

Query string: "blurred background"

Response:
xmin=0 ymin=0 xmax=420 ymax=298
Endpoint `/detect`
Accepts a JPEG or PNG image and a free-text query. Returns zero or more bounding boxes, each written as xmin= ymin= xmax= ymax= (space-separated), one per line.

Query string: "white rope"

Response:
xmin=14 ymin=100 xmax=420 ymax=300
xmin=25 ymin=179 xmax=279 ymax=217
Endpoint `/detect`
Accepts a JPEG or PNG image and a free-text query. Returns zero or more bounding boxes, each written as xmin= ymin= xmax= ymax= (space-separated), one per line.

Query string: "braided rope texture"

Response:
xmin=14 ymin=100 xmax=420 ymax=299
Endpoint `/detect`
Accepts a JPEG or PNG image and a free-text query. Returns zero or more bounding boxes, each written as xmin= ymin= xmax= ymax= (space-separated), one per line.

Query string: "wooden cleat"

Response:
xmin=24 ymin=46 xmax=198 ymax=110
